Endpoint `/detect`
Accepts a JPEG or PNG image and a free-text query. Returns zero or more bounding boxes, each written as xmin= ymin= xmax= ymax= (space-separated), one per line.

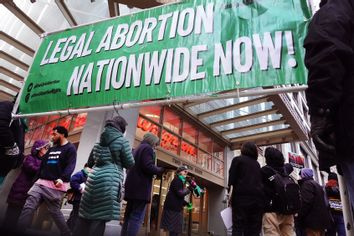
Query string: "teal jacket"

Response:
xmin=79 ymin=126 xmax=134 ymax=220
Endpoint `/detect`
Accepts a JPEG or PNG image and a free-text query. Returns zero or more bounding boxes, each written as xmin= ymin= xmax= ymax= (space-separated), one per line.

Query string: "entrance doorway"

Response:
xmin=148 ymin=170 xmax=208 ymax=236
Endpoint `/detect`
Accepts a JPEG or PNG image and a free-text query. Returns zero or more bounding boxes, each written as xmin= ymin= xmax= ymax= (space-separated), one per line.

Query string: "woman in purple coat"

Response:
xmin=2 ymin=139 xmax=49 ymax=228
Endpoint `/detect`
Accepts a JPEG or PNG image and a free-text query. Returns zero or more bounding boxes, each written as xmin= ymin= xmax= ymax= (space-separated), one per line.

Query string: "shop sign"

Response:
xmin=288 ymin=152 xmax=304 ymax=169
xmin=20 ymin=0 xmax=310 ymax=114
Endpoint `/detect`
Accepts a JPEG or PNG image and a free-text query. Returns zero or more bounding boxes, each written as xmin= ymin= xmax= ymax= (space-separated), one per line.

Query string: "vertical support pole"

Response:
xmin=338 ymin=174 xmax=354 ymax=235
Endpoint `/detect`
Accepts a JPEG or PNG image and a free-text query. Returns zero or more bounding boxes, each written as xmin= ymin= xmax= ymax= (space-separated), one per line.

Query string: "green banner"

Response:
xmin=19 ymin=0 xmax=311 ymax=114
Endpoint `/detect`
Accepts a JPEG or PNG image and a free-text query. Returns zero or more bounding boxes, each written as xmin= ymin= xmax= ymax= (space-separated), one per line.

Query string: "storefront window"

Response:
xmin=182 ymin=121 xmax=198 ymax=144
xmin=58 ymin=116 xmax=72 ymax=130
xmin=214 ymin=159 xmax=224 ymax=176
xmin=140 ymin=106 xmax=161 ymax=123
xmin=163 ymin=108 xmax=181 ymax=134
xmin=160 ymin=129 xmax=180 ymax=155
xmin=71 ymin=113 xmax=87 ymax=131
xmin=42 ymin=121 xmax=58 ymax=141
xmin=30 ymin=126 xmax=45 ymax=146
xmin=199 ymin=132 xmax=212 ymax=153
xmin=198 ymin=151 xmax=212 ymax=171
xmin=137 ymin=116 xmax=160 ymax=137
xmin=181 ymin=140 xmax=197 ymax=163
xmin=28 ymin=116 xmax=48 ymax=130
xmin=213 ymin=142 xmax=224 ymax=160
xmin=25 ymin=129 xmax=34 ymax=147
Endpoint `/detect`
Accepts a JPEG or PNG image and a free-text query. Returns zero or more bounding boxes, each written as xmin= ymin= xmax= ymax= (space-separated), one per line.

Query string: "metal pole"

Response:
xmin=338 ymin=174 xmax=354 ymax=235
xmin=13 ymin=85 xmax=308 ymax=119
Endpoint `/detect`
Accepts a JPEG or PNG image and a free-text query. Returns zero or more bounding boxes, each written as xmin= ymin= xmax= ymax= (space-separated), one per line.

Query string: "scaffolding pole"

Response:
xmin=12 ymin=85 xmax=307 ymax=119
xmin=338 ymin=174 xmax=354 ymax=235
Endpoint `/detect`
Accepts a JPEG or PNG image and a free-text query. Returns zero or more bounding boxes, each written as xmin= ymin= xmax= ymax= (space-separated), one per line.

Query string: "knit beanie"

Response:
xmin=300 ymin=168 xmax=313 ymax=178
xmin=143 ymin=132 xmax=159 ymax=147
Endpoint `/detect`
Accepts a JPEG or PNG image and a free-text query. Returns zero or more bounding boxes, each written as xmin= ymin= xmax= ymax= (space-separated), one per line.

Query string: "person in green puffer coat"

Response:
xmin=74 ymin=116 xmax=135 ymax=236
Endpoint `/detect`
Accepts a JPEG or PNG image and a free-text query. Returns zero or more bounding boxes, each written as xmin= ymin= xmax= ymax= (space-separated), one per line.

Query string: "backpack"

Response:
xmin=267 ymin=166 xmax=301 ymax=214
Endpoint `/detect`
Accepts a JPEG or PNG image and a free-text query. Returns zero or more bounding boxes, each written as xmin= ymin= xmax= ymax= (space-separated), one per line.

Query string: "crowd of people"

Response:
xmin=0 ymin=1 xmax=353 ymax=235
xmin=0 ymin=115 xmax=201 ymax=236
xmin=228 ymin=142 xmax=345 ymax=236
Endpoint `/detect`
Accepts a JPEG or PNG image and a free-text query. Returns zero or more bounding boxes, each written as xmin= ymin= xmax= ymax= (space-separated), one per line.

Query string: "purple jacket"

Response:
xmin=124 ymin=141 xmax=164 ymax=202
xmin=7 ymin=140 xmax=46 ymax=205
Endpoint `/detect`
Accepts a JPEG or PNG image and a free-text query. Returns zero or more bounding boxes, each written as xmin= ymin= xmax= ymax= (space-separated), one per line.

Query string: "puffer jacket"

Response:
xmin=79 ymin=126 xmax=134 ymax=221
xmin=7 ymin=140 xmax=45 ymax=205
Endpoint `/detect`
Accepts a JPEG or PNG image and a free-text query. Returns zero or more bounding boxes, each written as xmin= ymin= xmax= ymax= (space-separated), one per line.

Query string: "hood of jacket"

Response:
xmin=99 ymin=126 xmax=123 ymax=146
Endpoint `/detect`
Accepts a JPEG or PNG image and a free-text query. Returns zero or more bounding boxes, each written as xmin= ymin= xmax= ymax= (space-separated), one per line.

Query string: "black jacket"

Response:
xmin=163 ymin=176 xmax=190 ymax=212
xmin=228 ymin=154 xmax=264 ymax=208
xmin=261 ymin=165 xmax=286 ymax=212
xmin=298 ymin=177 xmax=332 ymax=230
xmin=124 ymin=141 xmax=164 ymax=202
xmin=304 ymin=0 xmax=354 ymax=169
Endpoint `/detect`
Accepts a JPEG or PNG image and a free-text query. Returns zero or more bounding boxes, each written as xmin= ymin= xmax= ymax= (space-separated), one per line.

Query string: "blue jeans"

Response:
xmin=121 ymin=199 xmax=147 ymax=236
xmin=326 ymin=213 xmax=345 ymax=236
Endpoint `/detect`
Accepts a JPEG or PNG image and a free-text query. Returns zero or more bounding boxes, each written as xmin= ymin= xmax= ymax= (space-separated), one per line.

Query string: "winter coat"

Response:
xmin=304 ymin=0 xmax=354 ymax=169
xmin=163 ymin=176 xmax=190 ymax=212
xmin=7 ymin=142 xmax=43 ymax=206
xmin=228 ymin=154 xmax=264 ymax=208
xmin=0 ymin=101 xmax=26 ymax=175
xmin=79 ymin=126 xmax=135 ymax=221
xmin=298 ymin=177 xmax=332 ymax=230
xmin=124 ymin=141 xmax=164 ymax=202
xmin=70 ymin=169 xmax=88 ymax=203
xmin=261 ymin=165 xmax=286 ymax=212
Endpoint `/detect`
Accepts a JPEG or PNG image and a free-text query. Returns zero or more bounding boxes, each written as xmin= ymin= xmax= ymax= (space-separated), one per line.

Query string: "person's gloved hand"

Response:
xmin=310 ymin=115 xmax=336 ymax=153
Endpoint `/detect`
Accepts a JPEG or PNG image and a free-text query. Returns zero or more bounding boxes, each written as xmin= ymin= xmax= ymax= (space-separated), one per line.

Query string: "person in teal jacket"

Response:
xmin=74 ymin=116 xmax=135 ymax=236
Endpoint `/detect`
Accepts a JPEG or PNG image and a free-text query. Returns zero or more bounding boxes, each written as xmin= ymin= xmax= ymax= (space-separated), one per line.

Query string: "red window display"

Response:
xmin=72 ymin=113 xmax=87 ymax=131
xmin=163 ymin=108 xmax=181 ymax=134
xmin=181 ymin=141 xmax=197 ymax=163
xmin=160 ymin=130 xmax=180 ymax=155
xmin=199 ymin=132 xmax=212 ymax=153
xmin=30 ymin=126 xmax=45 ymax=146
xmin=58 ymin=116 xmax=72 ymax=130
xmin=42 ymin=121 xmax=58 ymax=142
xmin=48 ymin=115 xmax=60 ymax=122
xmin=28 ymin=116 xmax=48 ymax=130
xmin=25 ymin=129 xmax=34 ymax=147
xmin=182 ymin=121 xmax=198 ymax=144
xmin=137 ymin=116 xmax=159 ymax=136
xmin=140 ymin=106 xmax=161 ymax=123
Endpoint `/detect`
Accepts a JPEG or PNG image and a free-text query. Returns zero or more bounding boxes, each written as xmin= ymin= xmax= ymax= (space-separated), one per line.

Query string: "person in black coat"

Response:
xmin=261 ymin=147 xmax=295 ymax=236
xmin=228 ymin=142 xmax=264 ymax=236
xmin=121 ymin=132 xmax=164 ymax=236
xmin=160 ymin=165 xmax=191 ymax=236
xmin=0 ymin=100 xmax=26 ymax=186
xmin=297 ymin=168 xmax=332 ymax=236
xmin=304 ymin=0 xmax=354 ymax=212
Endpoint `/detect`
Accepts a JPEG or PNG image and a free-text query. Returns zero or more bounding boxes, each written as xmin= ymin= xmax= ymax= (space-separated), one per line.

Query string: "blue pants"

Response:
xmin=326 ymin=213 xmax=345 ymax=236
xmin=121 ymin=199 xmax=147 ymax=236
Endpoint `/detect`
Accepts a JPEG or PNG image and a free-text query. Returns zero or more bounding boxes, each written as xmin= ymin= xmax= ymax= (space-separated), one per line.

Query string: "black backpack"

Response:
xmin=267 ymin=166 xmax=301 ymax=214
